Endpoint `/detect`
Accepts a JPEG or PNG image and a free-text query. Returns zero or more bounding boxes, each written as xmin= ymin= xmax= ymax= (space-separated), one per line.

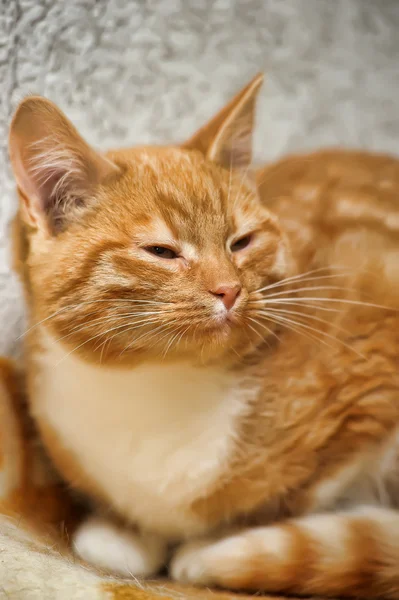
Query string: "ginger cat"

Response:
xmin=8 ymin=74 xmax=399 ymax=598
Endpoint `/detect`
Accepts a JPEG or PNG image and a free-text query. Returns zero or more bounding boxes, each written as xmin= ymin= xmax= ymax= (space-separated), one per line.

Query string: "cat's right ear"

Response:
xmin=8 ymin=97 xmax=120 ymax=234
xmin=183 ymin=73 xmax=264 ymax=174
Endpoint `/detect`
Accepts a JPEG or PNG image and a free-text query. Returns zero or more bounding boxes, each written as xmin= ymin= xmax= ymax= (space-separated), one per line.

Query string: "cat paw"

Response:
xmin=73 ymin=516 xmax=166 ymax=578
xmin=170 ymin=539 xmax=216 ymax=585
xmin=171 ymin=531 xmax=269 ymax=588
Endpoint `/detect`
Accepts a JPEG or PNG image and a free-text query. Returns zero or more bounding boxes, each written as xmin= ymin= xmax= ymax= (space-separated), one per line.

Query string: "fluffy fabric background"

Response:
xmin=0 ymin=0 xmax=398 ymax=355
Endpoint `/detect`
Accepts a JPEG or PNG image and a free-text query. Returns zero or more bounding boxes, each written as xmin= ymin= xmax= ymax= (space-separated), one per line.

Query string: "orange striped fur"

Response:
xmin=7 ymin=74 xmax=399 ymax=598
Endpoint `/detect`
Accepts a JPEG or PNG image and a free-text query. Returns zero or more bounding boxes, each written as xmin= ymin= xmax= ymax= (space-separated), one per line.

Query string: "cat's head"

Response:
xmin=9 ymin=74 xmax=293 ymax=364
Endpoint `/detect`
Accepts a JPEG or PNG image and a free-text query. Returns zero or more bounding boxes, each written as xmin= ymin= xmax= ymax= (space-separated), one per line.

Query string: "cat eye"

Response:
xmin=230 ymin=234 xmax=252 ymax=253
xmin=144 ymin=246 xmax=178 ymax=259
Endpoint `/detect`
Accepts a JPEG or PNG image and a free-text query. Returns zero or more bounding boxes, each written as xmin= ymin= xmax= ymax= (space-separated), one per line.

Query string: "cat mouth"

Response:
xmin=203 ymin=312 xmax=238 ymax=333
xmin=202 ymin=319 xmax=231 ymax=332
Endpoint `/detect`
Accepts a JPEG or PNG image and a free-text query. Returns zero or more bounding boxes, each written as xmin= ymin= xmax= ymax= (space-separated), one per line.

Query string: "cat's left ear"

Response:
xmin=8 ymin=96 xmax=120 ymax=235
xmin=183 ymin=73 xmax=264 ymax=174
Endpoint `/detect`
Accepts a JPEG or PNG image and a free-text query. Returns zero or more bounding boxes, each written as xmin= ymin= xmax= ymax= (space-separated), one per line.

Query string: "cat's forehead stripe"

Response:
xmin=141 ymin=217 xmax=175 ymax=243
xmin=134 ymin=217 xmax=199 ymax=259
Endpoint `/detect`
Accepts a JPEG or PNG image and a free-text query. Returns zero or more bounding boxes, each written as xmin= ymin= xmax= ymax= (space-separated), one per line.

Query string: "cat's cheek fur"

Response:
xmin=73 ymin=516 xmax=166 ymax=577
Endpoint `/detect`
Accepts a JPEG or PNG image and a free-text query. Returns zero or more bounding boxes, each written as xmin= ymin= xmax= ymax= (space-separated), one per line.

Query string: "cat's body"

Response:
xmin=9 ymin=76 xmax=399 ymax=597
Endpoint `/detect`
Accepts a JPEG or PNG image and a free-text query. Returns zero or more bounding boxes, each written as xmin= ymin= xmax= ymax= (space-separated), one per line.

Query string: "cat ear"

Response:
xmin=9 ymin=97 xmax=120 ymax=234
xmin=183 ymin=73 xmax=264 ymax=173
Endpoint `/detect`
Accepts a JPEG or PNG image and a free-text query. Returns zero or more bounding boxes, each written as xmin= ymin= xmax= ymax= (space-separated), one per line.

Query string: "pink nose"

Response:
xmin=211 ymin=284 xmax=242 ymax=311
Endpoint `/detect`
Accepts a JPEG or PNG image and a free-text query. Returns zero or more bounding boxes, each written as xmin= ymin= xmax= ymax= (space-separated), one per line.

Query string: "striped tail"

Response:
xmin=172 ymin=507 xmax=399 ymax=598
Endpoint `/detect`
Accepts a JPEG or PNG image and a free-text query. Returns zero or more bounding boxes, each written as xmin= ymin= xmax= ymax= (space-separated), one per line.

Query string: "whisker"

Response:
xmin=174 ymin=324 xmax=191 ymax=351
xmin=229 ymin=344 xmax=242 ymax=359
xmin=65 ymin=310 xmax=168 ymax=336
xmin=155 ymin=321 xmax=183 ymax=348
xmin=259 ymin=310 xmax=365 ymax=359
xmin=119 ymin=319 xmax=180 ymax=356
xmin=136 ymin=322 xmax=174 ymax=346
xmin=131 ymin=320 xmax=181 ymax=358
xmin=115 ymin=318 xmax=177 ymax=355
xmin=161 ymin=320 xmax=192 ymax=358
xmin=259 ymin=285 xmax=358 ymax=299
xmin=92 ymin=316 xmax=165 ymax=353
xmin=254 ymin=297 xmax=396 ymax=311
xmin=162 ymin=328 xmax=183 ymax=358
xmin=246 ymin=321 xmax=267 ymax=345
xmin=246 ymin=315 xmax=280 ymax=342
xmin=17 ymin=304 xmax=84 ymax=340
xmin=99 ymin=335 xmax=111 ymax=364
xmin=256 ymin=306 xmax=351 ymax=339
xmin=249 ymin=299 xmax=342 ymax=314
xmin=257 ymin=312 xmax=338 ymax=352
xmin=18 ymin=299 xmax=172 ymax=339
xmin=255 ymin=272 xmax=351 ymax=295
xmin=55 ymin=320 xmax=151 ymax=349
xmin=54 ymin=311 xmax=174 ymax=363
xmin=55 ymin=326 xmax=132 ymax=366
xmin=254 ymin=265 xmax=351 ymax=294
xmin=56 ymin=311 xmax=166 ymax=341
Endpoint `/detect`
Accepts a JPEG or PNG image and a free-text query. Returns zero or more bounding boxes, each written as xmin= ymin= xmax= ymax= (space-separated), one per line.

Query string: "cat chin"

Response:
xmin=151 ymin=321 xmax=263 ymax=363
xmin=51 ymin=324 xmax=255 ymax=368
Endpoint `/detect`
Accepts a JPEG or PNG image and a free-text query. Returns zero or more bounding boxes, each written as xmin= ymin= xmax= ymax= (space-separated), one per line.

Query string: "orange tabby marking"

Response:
xmin=8 ymin=74 xmax=399 ymax=597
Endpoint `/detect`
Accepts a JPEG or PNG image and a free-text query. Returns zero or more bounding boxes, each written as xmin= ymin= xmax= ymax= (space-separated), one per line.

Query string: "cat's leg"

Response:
xmin=171 ymin=507 xmax=399 ymax=597
xmin=73 ymin=515 xmax=166 ymax=578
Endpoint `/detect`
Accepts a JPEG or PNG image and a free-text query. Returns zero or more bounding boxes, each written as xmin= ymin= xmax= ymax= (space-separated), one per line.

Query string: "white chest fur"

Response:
xmin=33 ymin=331 xmax=251 ymax=538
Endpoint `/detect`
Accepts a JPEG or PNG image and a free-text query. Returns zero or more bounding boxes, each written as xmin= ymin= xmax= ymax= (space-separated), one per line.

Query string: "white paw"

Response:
xmin=170 ymin=539 xmax=216 ymax=585
xmin=171 ymin=532 xmax=270 ymax=587
xmin=73 ymin=516 xmax=166 ymax=578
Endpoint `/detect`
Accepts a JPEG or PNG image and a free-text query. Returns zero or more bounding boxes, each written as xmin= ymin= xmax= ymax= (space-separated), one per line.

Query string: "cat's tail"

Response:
xmin=172 ymin=507 xmax=399 ymax=598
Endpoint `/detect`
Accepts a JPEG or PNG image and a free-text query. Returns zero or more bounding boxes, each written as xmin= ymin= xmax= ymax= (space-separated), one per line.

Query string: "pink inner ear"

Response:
xmin=219 ymin=127 xmax=252 ymax=170
xmin=15 ymin=142 xmax=88 ymax=233
xmin=32 ymin=168 xmax=63 ymax=211
xmin=36 ymin=170 xmax=75 ymax=233
xmin=208 ymin=107 xmax=255 ymax=174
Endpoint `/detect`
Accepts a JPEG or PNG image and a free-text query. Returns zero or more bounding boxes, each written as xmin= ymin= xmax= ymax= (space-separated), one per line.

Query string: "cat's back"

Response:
xmin=253 ymin=149 xmax=399 ymax=466
xmin=257 ymin=148 xmax=399 ymax=226
xmin=257 ymin=149 xmax=399 ymax=304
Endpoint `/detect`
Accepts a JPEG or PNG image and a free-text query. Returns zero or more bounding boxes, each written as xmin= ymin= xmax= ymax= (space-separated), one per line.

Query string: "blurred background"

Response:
xmin=0 ymin=0 xmax=398 ymax=354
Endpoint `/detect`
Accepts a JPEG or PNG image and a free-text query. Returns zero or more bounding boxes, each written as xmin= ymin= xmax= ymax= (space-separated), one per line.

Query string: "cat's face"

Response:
xmin=9 ymin=74 xmax=292 ymax=363
xmin=31 ymin=148 xmax=290 ymax=362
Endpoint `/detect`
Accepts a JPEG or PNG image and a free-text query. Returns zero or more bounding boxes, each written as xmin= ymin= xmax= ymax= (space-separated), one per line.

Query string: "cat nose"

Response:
xmin=211 ymin=284 xmax=242 ymax=310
